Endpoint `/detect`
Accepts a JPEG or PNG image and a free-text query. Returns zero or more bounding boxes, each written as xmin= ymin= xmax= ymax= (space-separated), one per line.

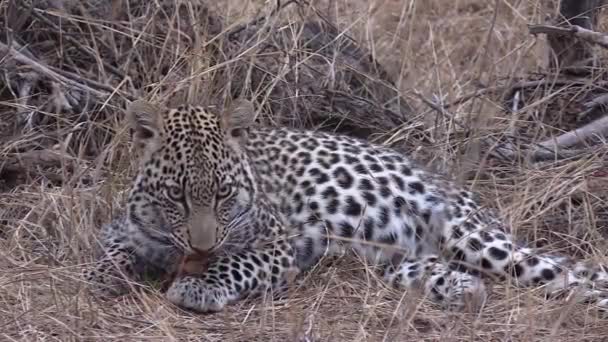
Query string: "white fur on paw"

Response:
xmin=431 ymin=272 xmax=487 ymax=312
xmin=166 ymin=279 xmax=229 ymax=313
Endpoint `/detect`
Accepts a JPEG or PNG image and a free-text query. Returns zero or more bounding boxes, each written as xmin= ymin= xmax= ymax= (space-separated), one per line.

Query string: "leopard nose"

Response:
xmin=188 ymin=226 xmax=218 ymax=252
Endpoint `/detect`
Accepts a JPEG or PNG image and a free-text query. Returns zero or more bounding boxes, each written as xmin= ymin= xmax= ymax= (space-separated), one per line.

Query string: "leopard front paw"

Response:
xmin=166 ymin=276 xmax=231 ymax=313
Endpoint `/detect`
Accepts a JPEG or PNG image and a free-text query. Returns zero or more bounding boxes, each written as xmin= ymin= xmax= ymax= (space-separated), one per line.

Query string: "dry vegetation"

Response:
xmin=1 ymin=0 xmax=608 ymax=340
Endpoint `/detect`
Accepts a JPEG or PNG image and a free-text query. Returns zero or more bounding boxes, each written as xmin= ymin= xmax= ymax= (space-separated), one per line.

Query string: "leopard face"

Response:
xmin=124 ymin=99 xmax=258 ymax=254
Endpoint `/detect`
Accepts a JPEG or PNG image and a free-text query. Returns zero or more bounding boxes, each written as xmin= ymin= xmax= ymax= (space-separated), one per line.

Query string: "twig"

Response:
xmin=413 ymin=91 xmax=469 ymax=130
xmin=47 ymin=64 xmax=134 ymax=100
xmin=529 ymin=24 xmax=608 ymax=49
xmin=0 ymin=41 xmax=123 ymax=100
xmin=579 ymin=92 xmax=608 ymax=120
xmin=444 ymin=78 xmax=602 ymax=109
xmin=492 ymin=141 xmax=587 ymax=162
xmin=0 ymin=148 xmax=79 ymax=185
xmin=28 ymin=6 xmax=125 ymax=79
xmin=3 ymin=149 xmax=79 ymax=168
xmin=585 ymin=94 xmax=608 ymax=109
xmin=415 ymin=91 xmax=594 ymax=162
xmin=538 ymin=114 xmax=608 ymax=149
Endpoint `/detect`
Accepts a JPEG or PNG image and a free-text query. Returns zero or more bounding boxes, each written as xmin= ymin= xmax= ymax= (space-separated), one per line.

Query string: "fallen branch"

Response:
xmin=492 ymin=141 xmax=588 ymax=162
xmin=3 ymin=149 xmax=78 ymax=170
xmin=0 ymin=163 xmax=64 ymax=185
xmin=0 ymin=41 xmax=132 ymax=100
xmin=539 ymin=114 xmax=608 ymax=149
xmin=529 ymin=24 xmax=608 ymax=49
xmin=0 ymin=149 xmax=80 ymax=186
xmin=415 ymin=91 xmax=595 ymax=163
xmin=443 ymin=78 xmax=601 ymax=109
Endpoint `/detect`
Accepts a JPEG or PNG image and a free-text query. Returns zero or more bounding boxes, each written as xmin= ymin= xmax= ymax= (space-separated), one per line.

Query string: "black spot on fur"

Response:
xmin=364 ymin=218 xmax=375 ymax=240
xmin=333 ymin=166 xmax=354 ymax=189
xmin=488 ymin=247 xmax=508 ymax=260
xmin=402 ymin=224 xmax=413 ymax=238
xmin=327 ymin=199 xmax=340 ymax=215
xmin=391 ymin=174 xmax=405 ymax=190
xmin=507 ymin=263 xmax=524 ymax=277
xmin=380 ymin=186 xmax=391 ymax=198
xmin=467 ymin=238 xmax=482 ymax=251
xmin=343 ymin=155 xmax=359 ymax=164
xmin=451 ymin=246 xmax=466 ymax=261
xmin=340 ymin=221 xmax=355 ymax=238
xmin=481 ymin=258 xmax=493 ymax=269
xmin=344 ymin=196 xmax=363 ymax=217
xmin=321 ymin=186 xmax=338 ymax=199
xmin=495 ymin=233 xmax=507 ymax=240
xmin=541 ymin=268 xmax=555 ymax=281
xmin=363 ymin=192 xmax=377 ymax=207
xmin=408 ymin=182 xmax=425 ymax=194
xmin=400 ymin=165 xmax=412 ymax=176
xmin=231 ymin=270 xmax=243 ymax=282
xmin=354 ymin=164 xmax=368 ymax=174
xmin=377 ymin=206 xmax=391 ymax=229
xmin=379 ymin=232 xmax=397 ymax=245
xmin=370 ymin=164 xmax=383 ymax=173
xmin=243 ymin=262 xmax=255 ymax=272
xmin=479 ymin=231 xmax=494 ymax=243
xmin=452 ymin=227 xmax=463 ymax=239
xmin=421 ymin=211 xmax=431 ymax=224
xmin=309 ymin=168 xmax=329 ymax=184
xmin=358 ymin=178 xmax=374 ymax=191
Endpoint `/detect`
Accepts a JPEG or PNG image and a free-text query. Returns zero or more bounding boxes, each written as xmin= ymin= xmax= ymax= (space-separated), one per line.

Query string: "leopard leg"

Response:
xmin=166 ymin=241 xmax=299 ymax=313
xmin=84 ymin=248 xmax=137 ymax=296
xmin=441 ymin=217 xmax=608 ymax=311
xmin=83 ymin=218 xmax=138 ymax=296
xmin=383 ymin=254 xmax=487 ymax=311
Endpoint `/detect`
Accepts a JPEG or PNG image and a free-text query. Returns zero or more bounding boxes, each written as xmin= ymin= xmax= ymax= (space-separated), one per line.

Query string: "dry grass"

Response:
xmin=1 ymin=0 xmax=608 ymax=340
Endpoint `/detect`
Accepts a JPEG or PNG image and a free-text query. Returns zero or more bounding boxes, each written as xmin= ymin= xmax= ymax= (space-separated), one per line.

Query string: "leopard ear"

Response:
xmin=126 ymin=99 xmax=163 ymax=152
xmin=222 ymin=98 xmax=255 ymax=141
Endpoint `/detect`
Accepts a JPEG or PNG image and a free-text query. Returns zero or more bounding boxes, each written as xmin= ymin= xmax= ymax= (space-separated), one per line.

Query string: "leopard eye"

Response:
xmin=217 ymin=183 xmax=233 ymax=200
xmin=167 ymin=185 xmax=183 ymax=202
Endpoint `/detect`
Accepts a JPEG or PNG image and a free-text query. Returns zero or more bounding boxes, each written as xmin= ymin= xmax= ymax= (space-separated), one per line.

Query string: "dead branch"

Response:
xmin=444 ymin=78 xmax=601 ymax=109
xmin=415 ymin=91 xmax=595 ymax=162
xmin=539 ymin=114 xmax=608 ymax=149
xmin=0 ymin=148 xmax=80 ymax=187
xmin=529 ymin=24 xmax=608 ymax=49
xmin=3 ymin=149 xmax=78 ymax=170
xmin=0 ymin=41 xmax=123 ymax=100
xmin=577 ymin=92 xmax=608 ymax=120
xmin=492 ymin=141 xmax=590 ymax=162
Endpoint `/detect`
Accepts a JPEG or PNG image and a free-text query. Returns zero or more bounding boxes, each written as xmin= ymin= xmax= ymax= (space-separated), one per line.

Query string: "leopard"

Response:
xmin=84 ymin=98 xmax=608 ymax=314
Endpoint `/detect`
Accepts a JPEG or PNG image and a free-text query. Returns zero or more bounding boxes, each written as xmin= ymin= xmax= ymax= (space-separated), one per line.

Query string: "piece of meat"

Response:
xmin=177 ymin=247 xmax=211 ymax=277
xmin=160 ymin=248 xmax=212 ymax=292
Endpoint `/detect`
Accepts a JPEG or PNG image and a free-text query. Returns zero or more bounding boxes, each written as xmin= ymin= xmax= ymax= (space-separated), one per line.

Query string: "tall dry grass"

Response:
xmin=0 ymin=0 xmax=607 ymax=340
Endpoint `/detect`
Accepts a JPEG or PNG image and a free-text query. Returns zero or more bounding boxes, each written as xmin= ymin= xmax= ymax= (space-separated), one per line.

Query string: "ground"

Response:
xmin=1 ymin=0 xmax=608 ymax=340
